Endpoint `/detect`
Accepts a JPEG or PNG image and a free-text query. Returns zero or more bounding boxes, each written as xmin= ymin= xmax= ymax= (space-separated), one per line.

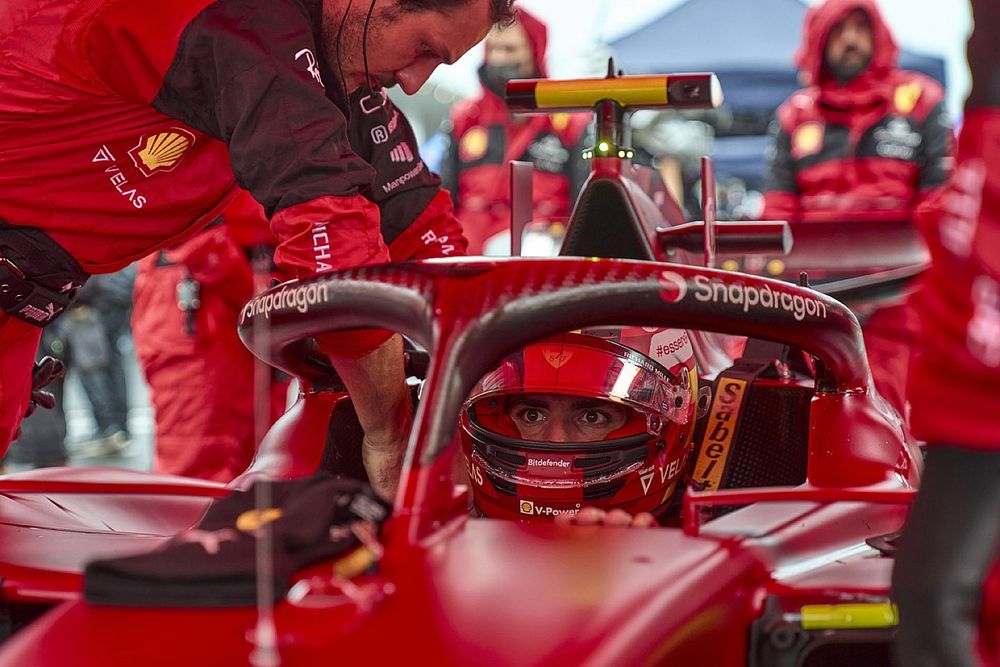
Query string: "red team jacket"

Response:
xmin=761 ymin=0 xmax=952 ymax=224
xmin=441 ymin=9 xmax=589 ymax=254
xmin=0 ymin=0 xmax=464 ymax=354
xmin=908 ymin=0 xmax=1000 ymax=451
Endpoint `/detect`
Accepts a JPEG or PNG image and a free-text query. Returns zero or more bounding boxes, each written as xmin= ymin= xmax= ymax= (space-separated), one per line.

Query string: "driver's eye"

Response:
xmin=516 ymin=408 xmax=545 ymax=424
xmin=579 ymin=410 xmax=609 ymax=426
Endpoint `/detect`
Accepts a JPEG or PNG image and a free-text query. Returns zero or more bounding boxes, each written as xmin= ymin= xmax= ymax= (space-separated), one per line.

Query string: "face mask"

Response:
xmin=479 ymin=63 xmax=526 ymax=99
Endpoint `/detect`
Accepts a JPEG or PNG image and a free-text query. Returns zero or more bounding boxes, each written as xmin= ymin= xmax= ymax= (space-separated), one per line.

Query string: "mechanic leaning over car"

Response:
xmin=440 ymin=8 xmax=590 ymax=255
xmin=761 ymin=0 xmax=953 ymax=416
xmin=0 ymin=0 xmax=517 ymax=499
xmin=892 ymin=1 xmax=1000 ymax=664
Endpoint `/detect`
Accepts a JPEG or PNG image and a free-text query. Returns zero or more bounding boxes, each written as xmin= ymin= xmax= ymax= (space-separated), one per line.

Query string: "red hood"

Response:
xmin=794 ymin=0 xmax=899 ymax=106
xmin=517 ymin=8 xmax=548 ymax=79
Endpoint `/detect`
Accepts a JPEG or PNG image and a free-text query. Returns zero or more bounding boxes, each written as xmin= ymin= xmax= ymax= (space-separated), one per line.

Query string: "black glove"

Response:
xmin=83 ymin=473 xmax=391 ymax=607
xmin=27 ymin=356 xmax=65 ymax=413
xmin=13 ymin=356 xmax=66 ymax=441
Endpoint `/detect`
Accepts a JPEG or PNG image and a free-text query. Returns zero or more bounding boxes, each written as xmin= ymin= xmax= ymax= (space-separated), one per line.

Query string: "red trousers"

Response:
xmin=132 ymin=226 xmax=287 ymax=482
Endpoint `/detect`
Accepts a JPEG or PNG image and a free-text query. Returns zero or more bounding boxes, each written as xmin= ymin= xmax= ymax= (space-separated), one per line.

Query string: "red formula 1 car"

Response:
xmin=0 ymin=253 xmax=922 ymax=666
xmin=0 ymin=71 xmax=988 ymax=665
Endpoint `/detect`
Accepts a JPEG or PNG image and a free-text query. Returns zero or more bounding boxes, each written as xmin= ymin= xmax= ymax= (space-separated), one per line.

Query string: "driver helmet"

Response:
xmin=459 ymin=327 xmax=699 ymax=523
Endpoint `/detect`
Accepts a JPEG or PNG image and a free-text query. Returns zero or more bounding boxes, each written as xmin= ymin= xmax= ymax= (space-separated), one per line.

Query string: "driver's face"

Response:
xmin=507 ymin=394 xmax=630 ymax=443
xmin=326 ymin=0 xmax=495 ymax=95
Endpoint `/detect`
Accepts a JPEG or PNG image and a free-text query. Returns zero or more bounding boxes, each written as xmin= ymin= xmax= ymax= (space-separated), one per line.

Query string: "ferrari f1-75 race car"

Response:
xmin=0 ymin=70 xmax=994 ymax=666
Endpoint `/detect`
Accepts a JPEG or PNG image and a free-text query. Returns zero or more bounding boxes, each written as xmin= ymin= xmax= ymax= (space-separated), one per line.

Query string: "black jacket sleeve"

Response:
xmin=346 ymin=91 xmax=443 ymax=244
xmin=150 ymin=0 xmax=375 ymax=217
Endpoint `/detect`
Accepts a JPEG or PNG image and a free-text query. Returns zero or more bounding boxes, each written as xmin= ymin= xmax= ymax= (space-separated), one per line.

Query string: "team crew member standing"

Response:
xmin=442 ymin=9 xmax=590 ymax=255
xmin=131 ymin=192 xmax=291 ymax=482
xmin=761 ymin=0 xmax=953 ymax=414
xmin=0 ymin=0 xmax=515 ymax=498
xmin=892 ymin=1 xmax=1000 ymax=663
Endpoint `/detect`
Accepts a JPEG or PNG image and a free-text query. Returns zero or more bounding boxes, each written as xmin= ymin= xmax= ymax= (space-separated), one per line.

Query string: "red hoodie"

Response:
xmin=441 ymin=9 xmax=590 ymax=254
xmin=761 ymin=0 xmax=952 ymax=224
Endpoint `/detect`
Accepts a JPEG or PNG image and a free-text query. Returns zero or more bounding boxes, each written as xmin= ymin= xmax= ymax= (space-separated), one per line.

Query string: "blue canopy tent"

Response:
xmin=609 ymin=0 xmax=947 ymax=187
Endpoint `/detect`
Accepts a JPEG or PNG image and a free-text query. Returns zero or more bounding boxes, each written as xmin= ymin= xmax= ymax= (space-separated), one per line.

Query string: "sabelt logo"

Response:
xmin=527 ymin=458 xmax=570 ymax=468
xmin=692 ymin=275 xmax=828 ymax=321
xmin=518 ymin=500 xmax=581 ymax=517
xmin=692 ymin=377 xmax=747 ymax=490
xmin=242 ymin=282 xmax=329 ymax=321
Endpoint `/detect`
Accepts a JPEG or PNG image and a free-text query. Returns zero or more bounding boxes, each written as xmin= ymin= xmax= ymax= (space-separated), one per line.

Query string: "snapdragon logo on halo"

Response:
xmin=242 ymin=282 xmax=329 ymax=321
xmin=692 ymin=275 xmax=827 ymax=321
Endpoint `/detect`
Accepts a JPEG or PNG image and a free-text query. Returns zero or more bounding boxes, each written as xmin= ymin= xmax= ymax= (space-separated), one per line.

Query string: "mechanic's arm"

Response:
xmin=355 ymin=97 xmax=469 ymax=261
xmin=760 ymin=122 xmax=801 ymax=222
xmin=329 ymin=335 xmax=411 ymax=498
xmin=84 ymin=1 xmax=409 ymax=499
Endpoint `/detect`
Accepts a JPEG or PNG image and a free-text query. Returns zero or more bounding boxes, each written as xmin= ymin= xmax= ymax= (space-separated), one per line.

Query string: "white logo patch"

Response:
xmin=295 ymin=48 xmax=324 ymax=87
xmin=389 ymin=141 xmax=414 ymax=163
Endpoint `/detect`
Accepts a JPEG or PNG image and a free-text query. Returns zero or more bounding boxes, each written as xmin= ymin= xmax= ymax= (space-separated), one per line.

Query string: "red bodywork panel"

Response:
xmin=0 ymin=468 xmax=221 ymax=602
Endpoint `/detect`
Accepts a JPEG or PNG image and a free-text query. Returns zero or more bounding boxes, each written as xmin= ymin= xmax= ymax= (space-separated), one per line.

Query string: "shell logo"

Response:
xmin=519 ymin=500 xmax=535 ymax=515
xmin=129 ymin=127 xmax=196 ymax=177
xmin=459 ymin=126 xmax=489 ymax=162
xmin=893 ymin=83 xmax=922 ymax=115
xmin=235 ymin=507 xmax=284 ymax=533
xmin=792 ymin=122 xmax=824 ymax=159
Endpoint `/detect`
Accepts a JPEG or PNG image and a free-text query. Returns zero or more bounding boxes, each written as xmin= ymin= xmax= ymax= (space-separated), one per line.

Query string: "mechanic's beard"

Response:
xmin=324 ymin=5 xmax=396 ymax=94
xmin=827 ymin=49 xmax=872 ymax=84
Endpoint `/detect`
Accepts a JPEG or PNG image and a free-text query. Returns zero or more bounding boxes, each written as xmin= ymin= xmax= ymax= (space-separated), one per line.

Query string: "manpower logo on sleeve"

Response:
xmin=242 ymin=282 xmax=330 ymax=321
xmin=658 ymin=270 xmax=828 ymax=321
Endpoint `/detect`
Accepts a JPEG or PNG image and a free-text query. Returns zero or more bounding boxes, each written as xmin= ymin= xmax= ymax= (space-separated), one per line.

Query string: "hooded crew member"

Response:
xmin=441 ymin=9 xmax=590 ymax=255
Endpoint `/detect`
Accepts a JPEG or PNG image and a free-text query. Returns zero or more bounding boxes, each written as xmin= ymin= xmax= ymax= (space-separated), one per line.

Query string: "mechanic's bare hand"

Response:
xmin=554 ymin=507 xmax=657 ymax=528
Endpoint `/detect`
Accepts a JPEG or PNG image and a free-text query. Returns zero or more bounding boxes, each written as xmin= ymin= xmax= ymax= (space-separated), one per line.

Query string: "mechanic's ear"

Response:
xmin=696 ymin=386 xmax=713 ymax=420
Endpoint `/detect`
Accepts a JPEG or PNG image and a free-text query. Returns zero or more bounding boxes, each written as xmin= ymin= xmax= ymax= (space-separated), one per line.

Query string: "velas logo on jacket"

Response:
xmin=128 ymin=128 xmax=196 ymax=177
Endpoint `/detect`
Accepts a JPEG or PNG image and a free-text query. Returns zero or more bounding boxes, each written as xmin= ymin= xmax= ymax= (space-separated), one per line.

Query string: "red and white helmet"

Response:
xmin=459 ymin=328 xmax=698 ymax=522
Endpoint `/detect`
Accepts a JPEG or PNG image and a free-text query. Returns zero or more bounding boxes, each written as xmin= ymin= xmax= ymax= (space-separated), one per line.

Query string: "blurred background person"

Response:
xmin=760 ymin=0 xmax=953 ymax=416
xmin=131 ymin=192 xmax=288 ymax=482
xmin=892 ymin=1 xmax=1000 ymax=663
xmin=630 ymin=109 xmax=716 ymax=217
xmin=441 ymin=8 xmax=590 ymax=255
xmin=63 ymin=267 xmax=135 ymax=458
